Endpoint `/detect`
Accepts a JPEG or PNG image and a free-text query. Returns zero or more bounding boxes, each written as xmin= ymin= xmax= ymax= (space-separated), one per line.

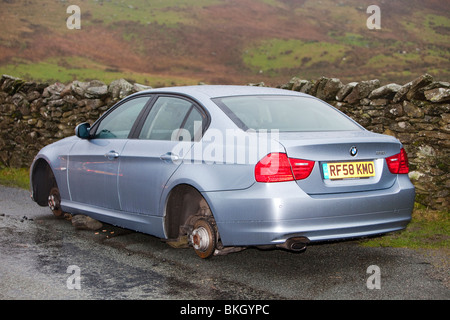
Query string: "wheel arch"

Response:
xmin=163 ymin=183 xmax=215 ymax=240
xmin=30 ymin=157 xmax=57 ymax=206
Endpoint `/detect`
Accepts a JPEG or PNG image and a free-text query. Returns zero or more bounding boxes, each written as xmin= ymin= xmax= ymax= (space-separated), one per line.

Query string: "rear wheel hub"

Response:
xmin=191 ymin=219 xmax=216 ymax=259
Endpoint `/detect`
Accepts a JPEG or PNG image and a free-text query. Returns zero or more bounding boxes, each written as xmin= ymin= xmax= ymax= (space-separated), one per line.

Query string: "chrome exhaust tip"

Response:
xmin=277 ymin=236 xmax=310 ymax=252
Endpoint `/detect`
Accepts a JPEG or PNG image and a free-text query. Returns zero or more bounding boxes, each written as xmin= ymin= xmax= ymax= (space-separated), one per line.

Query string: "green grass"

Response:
xmin=328 ymin=32 xmax=376 ymax=48
xmin=367 ymin=50 xmax=449 ymax=69
xmin=400 ymin=12 xmax=450 ymax=45
xmin=361 ymin=204 xmax=449 ymax=250
xmin=423 ymin=14 xmax=450 ymax=44
xmin=0 ymin=57 xmax=199 ymax=86
xmin=0 ymin=0 xmax=219 ymax=36
xmin=79 ymin=0 xmax=220 ymax=27
xmin=1 ymin=166 xmax=448 ymax=250
xmin=0 ymin=167 xmax=30 ymax=190
xmin=243 ymin=39 xmax=348 ymax=73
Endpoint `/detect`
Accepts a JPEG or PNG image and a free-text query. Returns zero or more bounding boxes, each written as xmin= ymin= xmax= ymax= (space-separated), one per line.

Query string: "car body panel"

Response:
xmin=277 ymin=131 xmax=401 ymax=194
xmin=67 ymin=138 xmax=127 ymax=210
xmin=31 ymin=136 xmax=76 ymax=201
xmin=117 ymin=139 xmax=187 ymax=215
xmin=203 ymin=175 xmax=414 ymax=246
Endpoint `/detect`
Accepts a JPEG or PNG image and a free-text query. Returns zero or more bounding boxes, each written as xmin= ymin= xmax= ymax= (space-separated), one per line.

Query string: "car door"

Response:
xmin=118 ymin=95 xmax=207 ymax=216
xmin=68 ymin=95 xmax=151 ymax=210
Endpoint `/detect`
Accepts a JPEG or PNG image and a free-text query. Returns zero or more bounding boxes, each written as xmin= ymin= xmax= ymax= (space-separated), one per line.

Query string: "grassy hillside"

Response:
xmin=0 ymin=0 xmax=448 ymax=86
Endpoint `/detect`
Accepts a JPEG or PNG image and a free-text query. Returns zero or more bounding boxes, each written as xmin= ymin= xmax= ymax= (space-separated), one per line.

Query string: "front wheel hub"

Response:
xmin=48 ymin=187 xmax=63 ymax=216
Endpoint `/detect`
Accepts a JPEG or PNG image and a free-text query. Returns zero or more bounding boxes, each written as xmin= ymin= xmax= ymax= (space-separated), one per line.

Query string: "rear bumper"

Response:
xmin=203 ymin=175 xmax=415 ymax=246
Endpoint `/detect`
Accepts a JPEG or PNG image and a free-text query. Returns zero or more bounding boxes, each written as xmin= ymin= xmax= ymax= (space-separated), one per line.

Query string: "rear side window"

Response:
xmin=139 ymin=96 xmax=205 ymax=141
xmin=213 ymin=95 xmax=362 ymax=132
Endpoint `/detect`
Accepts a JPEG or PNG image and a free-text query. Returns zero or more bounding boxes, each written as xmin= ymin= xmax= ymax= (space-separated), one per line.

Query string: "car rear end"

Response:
xmin=205 ymin=92 xmax=415 ymax=248
xmin=206 ymin=136 xmax=414 ymax=247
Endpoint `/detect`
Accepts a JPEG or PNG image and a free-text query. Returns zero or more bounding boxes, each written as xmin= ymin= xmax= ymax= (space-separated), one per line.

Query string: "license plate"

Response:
xmin=322 ymin=161 xmax=375 ymax=180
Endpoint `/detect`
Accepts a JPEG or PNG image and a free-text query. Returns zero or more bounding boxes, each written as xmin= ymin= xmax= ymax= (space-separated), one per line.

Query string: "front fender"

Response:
xmin=30 ymin=136 xmax=78 ymax=202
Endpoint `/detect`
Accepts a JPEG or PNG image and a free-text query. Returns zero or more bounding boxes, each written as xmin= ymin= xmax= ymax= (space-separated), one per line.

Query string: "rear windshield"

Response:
xmin=213 ymin=95 xmax=362 ymax=132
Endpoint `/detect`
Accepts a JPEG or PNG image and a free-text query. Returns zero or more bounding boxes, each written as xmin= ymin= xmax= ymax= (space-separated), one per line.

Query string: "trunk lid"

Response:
xmin=276 ymin=130 xmax=402 ymax=194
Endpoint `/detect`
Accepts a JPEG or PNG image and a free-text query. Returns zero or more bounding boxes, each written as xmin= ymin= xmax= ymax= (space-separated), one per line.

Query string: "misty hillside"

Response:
xmin=0 ymin=0 xmax=448 ymax=86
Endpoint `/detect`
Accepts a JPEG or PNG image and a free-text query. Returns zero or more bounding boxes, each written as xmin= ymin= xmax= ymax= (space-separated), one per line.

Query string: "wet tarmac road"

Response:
xmin=0 ymin=186 xmax=448 ymax=302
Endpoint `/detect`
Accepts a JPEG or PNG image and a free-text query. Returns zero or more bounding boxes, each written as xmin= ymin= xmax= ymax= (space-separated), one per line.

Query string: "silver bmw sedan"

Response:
xmin=30 ymin=85 xmax=415 ymax=258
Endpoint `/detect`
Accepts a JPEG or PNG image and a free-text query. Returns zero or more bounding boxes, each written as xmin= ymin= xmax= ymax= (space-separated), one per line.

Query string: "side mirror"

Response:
xmin=75 ymin=122 xmax=91 ymax=139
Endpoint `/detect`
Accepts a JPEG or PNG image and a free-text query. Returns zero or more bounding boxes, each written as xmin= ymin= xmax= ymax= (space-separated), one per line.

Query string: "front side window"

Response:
xmin=213 ymin=95 xmax=362 ymax=132
xmin=139 ymin=96 xmax=204 ymax=141
xmin=93 ymin=96 xmax=150 ymax=139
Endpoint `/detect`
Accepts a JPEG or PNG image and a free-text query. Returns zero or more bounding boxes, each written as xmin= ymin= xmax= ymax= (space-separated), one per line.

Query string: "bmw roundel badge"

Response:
xmin=350 ymin=146 xmax=358 ymax=157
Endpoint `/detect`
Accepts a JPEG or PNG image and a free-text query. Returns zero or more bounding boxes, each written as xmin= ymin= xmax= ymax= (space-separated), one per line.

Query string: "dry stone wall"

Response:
xmin=0 ymin=74 xmax=449 ymax=210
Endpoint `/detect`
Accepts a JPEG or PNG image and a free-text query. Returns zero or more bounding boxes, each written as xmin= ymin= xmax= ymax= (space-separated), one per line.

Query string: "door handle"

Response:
xmin=160 ymin=152 xmax=179 ymax=162
xmin=104 ymin=150 xmax=119 ymax=160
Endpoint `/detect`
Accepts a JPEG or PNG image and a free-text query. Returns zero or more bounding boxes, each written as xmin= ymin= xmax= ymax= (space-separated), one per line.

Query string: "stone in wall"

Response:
xmin=368 ymin=83 xmax=402 ymax=100
xmin=424 ymin=87 xmax=450 ymax=103
xmin=344 ymin=79 xmax=380 ymax=104
xmin=311 ymin=77 xmax=343 ymax=101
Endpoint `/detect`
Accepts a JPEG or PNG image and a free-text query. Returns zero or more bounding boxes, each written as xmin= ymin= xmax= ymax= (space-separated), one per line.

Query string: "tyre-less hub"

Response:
xmin=191 ymin=219 xmax=216 ymax=259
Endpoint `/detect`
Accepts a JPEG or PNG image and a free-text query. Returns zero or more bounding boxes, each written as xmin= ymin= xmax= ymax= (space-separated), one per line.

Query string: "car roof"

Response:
xmin=139 ymin=85 xmax=309 ymax=99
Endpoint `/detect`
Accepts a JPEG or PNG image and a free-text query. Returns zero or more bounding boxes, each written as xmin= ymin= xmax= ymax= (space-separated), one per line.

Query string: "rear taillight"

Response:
xmin=289 ymin=158 xmax=315 ymax=180
xmin=386 ymin=148 xmax=409 ymax=174
xmin=255 ymin=153 xmax=293 ymax=183
xmin=255 ymin=153 xmax=314 ymax=183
